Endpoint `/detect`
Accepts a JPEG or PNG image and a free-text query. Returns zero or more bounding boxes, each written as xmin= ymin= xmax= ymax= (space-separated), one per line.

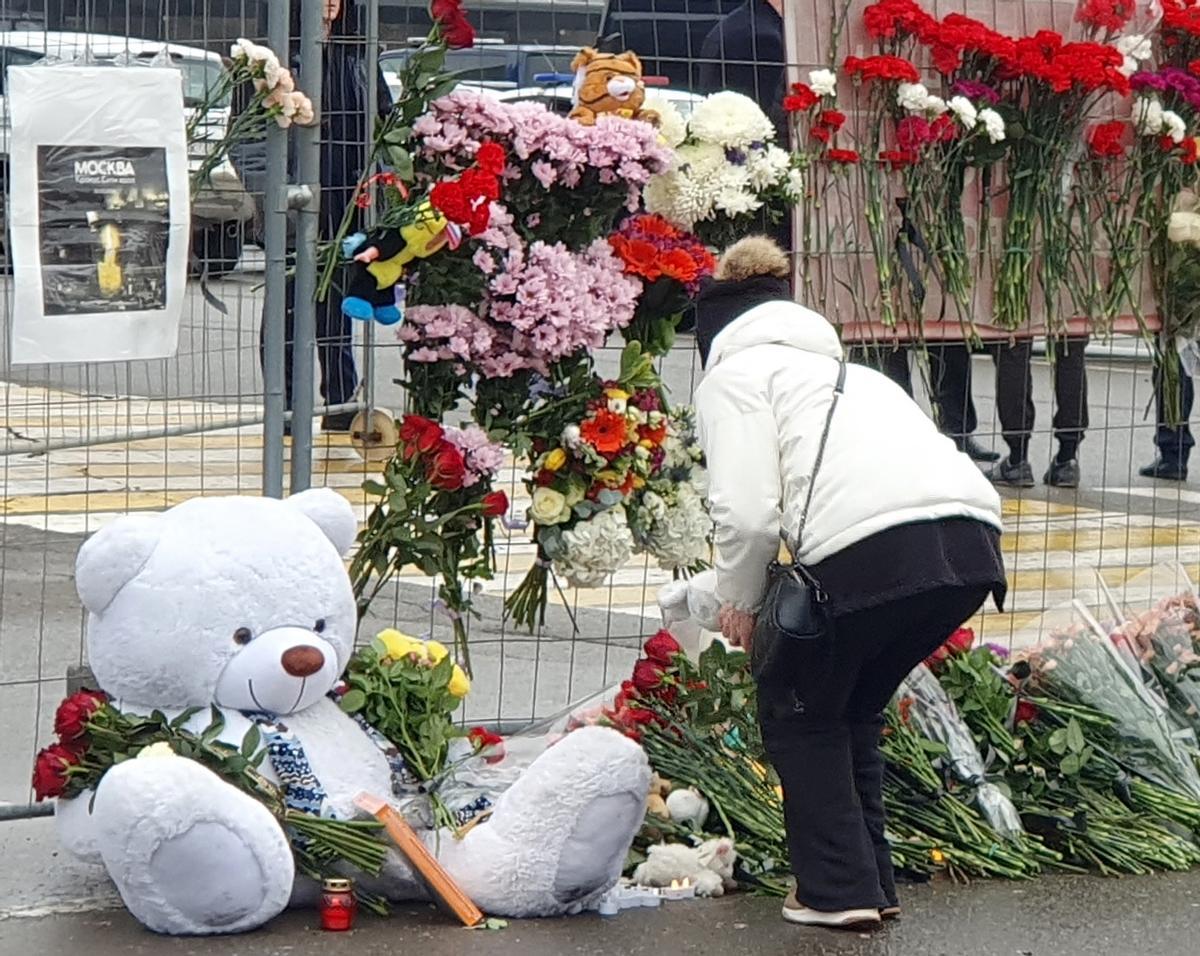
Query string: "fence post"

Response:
xmin=289 ymin=0 xmax=325 ymax=493
xmin=262 ymin=0 xmax=291 ymax=498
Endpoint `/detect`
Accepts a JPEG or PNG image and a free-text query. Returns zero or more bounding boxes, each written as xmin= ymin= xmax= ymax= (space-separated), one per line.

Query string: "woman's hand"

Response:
xmin=719 ymin=604 xmax=756 ymax=652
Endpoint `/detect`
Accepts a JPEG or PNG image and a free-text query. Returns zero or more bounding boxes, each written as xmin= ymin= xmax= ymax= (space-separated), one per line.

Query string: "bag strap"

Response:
xmin=794 ymin=358 xmax=847 ymax=555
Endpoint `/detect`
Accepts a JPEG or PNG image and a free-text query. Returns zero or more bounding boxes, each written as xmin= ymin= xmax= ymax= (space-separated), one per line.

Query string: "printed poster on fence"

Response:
xmin=7 ymin=65 xmax=190 ymax=364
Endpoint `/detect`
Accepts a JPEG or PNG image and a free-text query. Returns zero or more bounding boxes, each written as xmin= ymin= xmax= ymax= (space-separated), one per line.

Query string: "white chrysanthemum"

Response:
xmin=978 ymin=108 xmax=1005 ymax=144
xmin=689 ymin=91 xmax=776 ymax=148
xmin=808 ymin=68 xmax=837 ymax=97
xmin=1163 ymin=109 xmax=1188 ymax=144
xmin=948 ymin=96 xmax=978 ymax=130
xmin=897 ymin=82 xmax=931 ymax=113
xmin=785 ymin=166 xmax=805 ymax=201
xmin=713 ymin=181 xmax=761 ymax=217
xmin=647 ymin=486 xmax=712 ymax=572
xmin=746 ymin=145 xmax=791 ymax=190
xmin=644 ymin=93 xmax=687 ymax=149
xmin=553 ymin=508 xmax=634 ymax=589
xmin=1135 ymin=97 xmax=1164 ymax=135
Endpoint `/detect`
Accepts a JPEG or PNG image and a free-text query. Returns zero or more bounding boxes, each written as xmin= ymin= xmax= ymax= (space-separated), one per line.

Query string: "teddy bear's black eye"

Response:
xmin=313 ymin=619 xmax=326 ymax=634
xmin=233 ymin=627 xmax=253 ymax=645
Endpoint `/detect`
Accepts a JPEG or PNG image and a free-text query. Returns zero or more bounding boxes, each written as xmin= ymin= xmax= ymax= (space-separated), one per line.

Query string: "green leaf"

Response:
xmin=240 ymin=725 xmax=261 ymax=759
xmin=340 ymin=689 xmax=367 ymax=713
xmin=1060 ymin=752 xmax=1082 ymax=775
xmin=362 ymin=479 xmax=387 ymax=497
xmin=1048 ymin=728 xmax=1068 ymax=755
xmin=1066 ymin=718 xmax=1086 ymax=754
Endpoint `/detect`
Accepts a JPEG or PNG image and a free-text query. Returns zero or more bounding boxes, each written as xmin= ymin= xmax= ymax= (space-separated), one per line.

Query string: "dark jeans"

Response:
xmin=1154 ymin=352 xmax=1195 ymax=465
xmin=754 ymin=584 xmax=992 ymax=912
xmin=850 ymin=343 xmax=978 ymax=438
xmin=992 ymin=336 xmax=1089 ymax=463
xmin=258 ymin=276 xmax=358 ymax=411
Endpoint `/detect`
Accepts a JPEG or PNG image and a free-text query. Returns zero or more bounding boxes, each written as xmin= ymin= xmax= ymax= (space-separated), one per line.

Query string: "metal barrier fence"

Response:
xmin=1 ymin=0 xmax=1198 ymax=815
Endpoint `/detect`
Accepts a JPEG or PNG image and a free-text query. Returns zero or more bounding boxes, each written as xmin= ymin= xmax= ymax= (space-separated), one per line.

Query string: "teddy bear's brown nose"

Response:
xmin=281 ymin=645 xmax=325 ymax=678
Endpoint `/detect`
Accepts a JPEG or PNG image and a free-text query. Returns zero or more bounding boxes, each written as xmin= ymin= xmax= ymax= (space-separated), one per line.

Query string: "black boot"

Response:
xmin=1140 ymin=457 xmax=1188 ymax=481
xmin=1044 ymin=458 xmax=1081 ymax=488
xmin=987 ymin=456 xmax=1035 ymax=488
xmin=954 ymin=435 xmax=1001 ymax=463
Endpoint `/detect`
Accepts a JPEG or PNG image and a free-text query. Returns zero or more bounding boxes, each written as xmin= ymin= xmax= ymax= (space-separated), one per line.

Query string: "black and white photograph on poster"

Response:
xmin=38 ymin=145 xmax=171 ymax=316
xmin=7 ymin=64 xmax=190 ymax=365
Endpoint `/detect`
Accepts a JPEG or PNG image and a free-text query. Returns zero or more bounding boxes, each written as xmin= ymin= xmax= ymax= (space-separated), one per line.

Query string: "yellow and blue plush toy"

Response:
xmin=341 ymin=204 xmax=460 ymax=326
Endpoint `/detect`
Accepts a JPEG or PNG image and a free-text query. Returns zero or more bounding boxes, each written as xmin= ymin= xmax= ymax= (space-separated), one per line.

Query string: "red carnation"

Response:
xmin=827 ymin=148 xmax=860 ymax=165
xmin=930 ymin=114 xmax=957 ymax=144
xmin=474 ymin=141 xmax=506 ymax=175
xmin=631 ymin=658 xmax=666 ymax=693
xmin=32 ymin=743 xmax=82 ymax=801
xmin=783 ymin=83 xmax=819 ymax=112
xmin=460 ymin=167 xmax=501 ymax=204
xmin=644 ymin=630 xmax=682 ymax=665
xmin=931 ymin=42 xmax=962 ymax=75
xmin=399 ymin=415 xmax=444 ymax=457
xmin=468 ymin=726 xmax=506 ymax=763
xmin=1088 ymin=121 xmax=1126 ymax=158
xmin=54 ymin=690 xmax=106 ymax=741
xmin=430 ymin=180 xmax=470 ymax=224
xmin=481 ymin=490 xmax=509 ymax=518
xmin=613 ymin=679 xmax=638 ymax=712
xmin=818 ymin=109 xmax=846 ymax=131
xmin=427 ymin=441 xmax=467 ymax=491
xmin=844 ymin=54 xmax=920 ymax=84
xmin=1185 ymin=137 xmax=1200 ymax=166
xmin=896 ymin=115 xmax=933 ymax=151
xmin=809 ymin=126 xmax=832 ymax=144
xmin=879 ymin=148 xmax=919 ymax=170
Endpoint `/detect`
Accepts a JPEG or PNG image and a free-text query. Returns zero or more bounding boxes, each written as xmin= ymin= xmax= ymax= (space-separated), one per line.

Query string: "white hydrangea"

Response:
xmin=645 ymin=485 xmax=712 ymax=572
xmin=1135 ymin=97 xmax=1165 ymax=135
xmin=978 ymin=108 xmax=1006 ymax=144
xmin=808 ymin=68 xmax=837 ymax=97
xmin=689 ymin=91 xmax=777 ymax=148
xmin=1163 ymin=109 xmax=1188 ymax=144
xmin=553 ymin=508 xmax=635 ymax=589
xmin=948 ymin=96 xmax=978 ymax=130
xmin=644 ymin=93 xmax=687 ymax=149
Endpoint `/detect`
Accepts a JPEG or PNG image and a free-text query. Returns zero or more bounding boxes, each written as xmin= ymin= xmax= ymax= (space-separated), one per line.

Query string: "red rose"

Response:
xmin=53 ymin=690 xmax=106 ymax=741
xmin=644 ymin=629 xmax=682 ymax=665
xmin=475 ymin=141 xmax=506 ymax=175
xmin=621 ymin=706 xmax=657 ymax=726
xmin=468 ymin=726 xmax=506 ymax=763
xmin=427 ymin=441 xmax=467 ymax=491
xmin=482 ymin=490 xmax=509 ymax=518
xmin=32 ymin=743 xmax=82 ymax=801
xmin=1014 ymin=699 xmax=1039 ymax=725
xmin=399 ymin=415 xmax=444 ymax=456
xmin=613 ymin=679 xmax=638 ymax=712
xmin=946 ymin=627 xmax=975 ymax=656
xmin=631 ymin=658 xmax=666 ymax=693
xmin=430 ymin=0 xmax=475 ymax=49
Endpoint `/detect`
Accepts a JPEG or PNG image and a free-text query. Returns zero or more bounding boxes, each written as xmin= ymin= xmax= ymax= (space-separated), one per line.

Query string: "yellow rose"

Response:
xmin=530 ymin=486 xmax=571 ymax=525
xmin=426 ymin=640 xmax=449 ymax=664
xmin=377 ymin=628 xmax=422 ymax=661
xmin=543 ymin=448 xmax=567 ymax=472
xmin=448 ymin=664 xmax=471 ymax=698
xmin=631 ymin=476 xmax=646 ymax=490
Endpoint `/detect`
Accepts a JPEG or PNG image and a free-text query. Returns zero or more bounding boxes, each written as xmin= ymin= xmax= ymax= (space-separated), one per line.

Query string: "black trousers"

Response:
xmin=754 ymin=584 xmax=992 ymax=912
xmin=849 ymin=343 xmax=978 ymax=438
xmin=258 ymin=276 xmax=359 ymax=411
xmin=991 ymin=336 xmax=1089 ymax=463
xmin=1154 ymin=352 xmax=1196 ymax=465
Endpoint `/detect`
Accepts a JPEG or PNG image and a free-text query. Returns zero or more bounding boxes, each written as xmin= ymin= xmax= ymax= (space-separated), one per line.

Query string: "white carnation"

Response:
xmin=644 ymin=93 xmax=687 ymax=149
xmin=689 ymin=91 xmax=777 ymax=148
xmin=1117 ymin=34 xmax=1152 ymax=62
xmin=553 ymin=509 xmax=634 ymax=589
xmin=897 ymin=82 xmax=931 ymax=113
xmin=808 ymin=68 xmax=837 ymax=97
xmin=1135 ymin=97 xmax=1164 ymax=135
xmin=924 ymin=95 xmax=948 ymax=115
xmin=1163 ymin=109 xmax=1188 ymax=144
xmin=978 ymin=108 xmax=1006 ymax=144
xmin=948 ymin=96 xmax=978 ymax=130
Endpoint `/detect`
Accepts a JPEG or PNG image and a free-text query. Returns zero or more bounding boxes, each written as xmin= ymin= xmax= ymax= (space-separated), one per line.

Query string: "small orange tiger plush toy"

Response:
xmin=568 ymin=47 xmax=660 ymax=127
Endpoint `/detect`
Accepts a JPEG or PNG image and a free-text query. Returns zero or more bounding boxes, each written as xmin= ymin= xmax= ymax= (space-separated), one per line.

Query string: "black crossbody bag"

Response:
xmin=750 ymin=359 xmax=846 ymax=681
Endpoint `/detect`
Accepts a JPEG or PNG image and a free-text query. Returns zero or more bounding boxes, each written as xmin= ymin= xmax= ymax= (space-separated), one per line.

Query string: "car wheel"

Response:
xmin=192 ymin=221 xmax=244 ymax=278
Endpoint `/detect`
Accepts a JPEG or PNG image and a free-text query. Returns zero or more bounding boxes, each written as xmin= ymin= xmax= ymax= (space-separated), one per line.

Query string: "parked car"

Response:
xmin=379 ymin=40 xmax=579 ymax=100
xmin=484 ymin=80 xmax=702 ymax=118
xmin=0 ymin=31 xmax=254 ymax=275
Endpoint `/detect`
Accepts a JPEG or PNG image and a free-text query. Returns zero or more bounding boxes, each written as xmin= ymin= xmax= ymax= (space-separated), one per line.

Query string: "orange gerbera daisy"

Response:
xmin=581 ymin=409 xmax=629 ymax=457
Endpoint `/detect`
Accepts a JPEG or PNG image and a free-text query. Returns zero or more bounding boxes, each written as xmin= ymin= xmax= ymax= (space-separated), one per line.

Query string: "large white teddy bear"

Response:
xmin=56 ymin=489 xmax=650 ymax=935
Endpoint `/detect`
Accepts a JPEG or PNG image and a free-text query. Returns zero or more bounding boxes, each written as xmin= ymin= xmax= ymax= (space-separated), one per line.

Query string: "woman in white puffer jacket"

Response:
xmin=694 ymin=237 xmax=1006 ymax=931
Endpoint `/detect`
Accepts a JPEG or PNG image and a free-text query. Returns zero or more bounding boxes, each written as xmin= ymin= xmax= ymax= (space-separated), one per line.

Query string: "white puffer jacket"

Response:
xmin=695 ymin=300 xmax=1003 ymax=613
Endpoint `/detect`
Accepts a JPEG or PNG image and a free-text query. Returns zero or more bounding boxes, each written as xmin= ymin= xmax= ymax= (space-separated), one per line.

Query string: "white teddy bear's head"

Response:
xmin=75 ymin=489 xmax=359 ymax=715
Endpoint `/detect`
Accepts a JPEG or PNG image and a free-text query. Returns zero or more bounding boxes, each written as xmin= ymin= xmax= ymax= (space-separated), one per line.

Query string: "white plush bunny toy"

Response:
xmin=56 ymin=490 xmax=649 ymax=935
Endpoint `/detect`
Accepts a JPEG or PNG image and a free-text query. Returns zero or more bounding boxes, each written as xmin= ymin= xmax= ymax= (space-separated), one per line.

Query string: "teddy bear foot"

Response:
xmin=91 ymin=754 xmax=295 ymax=935
xmin=439 ymin=725 xmax=649 ymax=917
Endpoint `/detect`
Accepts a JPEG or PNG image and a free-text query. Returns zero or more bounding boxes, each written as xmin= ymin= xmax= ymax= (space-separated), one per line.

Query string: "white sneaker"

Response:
xmin=781 ymin=890 xmax=882 ymax=930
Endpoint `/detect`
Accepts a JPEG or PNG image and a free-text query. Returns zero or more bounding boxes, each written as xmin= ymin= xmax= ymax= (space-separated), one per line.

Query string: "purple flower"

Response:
xmin=1131 ymin=71 xmax=1169 ymax=93
xmin=950 ymin=79 xmax=1000 ymax=105
xmin=984 ymin=642 xmax=1010 ymax=660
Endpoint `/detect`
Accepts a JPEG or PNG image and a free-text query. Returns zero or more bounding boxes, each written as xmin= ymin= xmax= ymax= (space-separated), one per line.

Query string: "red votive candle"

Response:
xmin=320 ymin=878 xmax=357 ymax=931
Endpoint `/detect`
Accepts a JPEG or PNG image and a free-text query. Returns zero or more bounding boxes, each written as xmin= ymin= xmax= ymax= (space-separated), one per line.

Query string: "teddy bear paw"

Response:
xmin=91 ymin=754 xmax=294 ymax=935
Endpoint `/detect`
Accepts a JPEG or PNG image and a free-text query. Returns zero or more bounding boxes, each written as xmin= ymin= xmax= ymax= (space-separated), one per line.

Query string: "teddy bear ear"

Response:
xmin=617 ymin=50 xmax=643 ymax=73
xmin=284 ymin=488 xmax=358 ymax=556
xmin=570 ymin=46 xmax=598 ymax=71
xmin=75 ymin=513 xmax=165 ymax=614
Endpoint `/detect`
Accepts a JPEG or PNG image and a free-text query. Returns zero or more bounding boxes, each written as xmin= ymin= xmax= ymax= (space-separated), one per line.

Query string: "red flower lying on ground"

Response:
xmin=53 ymin=689 xmax=106 ymax=741
xmin=644 ymin=630 xmax=682 ymax=665
xmin=468 ymin=727 xmax=506 ymax=763
xmin=926 ymin=626 xmax=976 ymax=668
xmin=32 ymin=743 xmax=81 ymax=801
